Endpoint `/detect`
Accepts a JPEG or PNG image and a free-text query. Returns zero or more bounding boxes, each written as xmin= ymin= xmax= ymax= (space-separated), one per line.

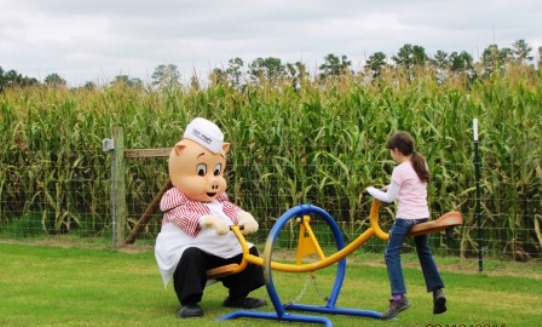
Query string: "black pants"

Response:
xmin=172 ymin=246 xmax=265 ymax=305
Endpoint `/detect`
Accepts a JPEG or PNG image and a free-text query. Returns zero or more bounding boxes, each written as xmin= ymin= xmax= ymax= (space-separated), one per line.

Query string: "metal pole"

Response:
xmin=473 ymin=118 xmax=483 ymax=272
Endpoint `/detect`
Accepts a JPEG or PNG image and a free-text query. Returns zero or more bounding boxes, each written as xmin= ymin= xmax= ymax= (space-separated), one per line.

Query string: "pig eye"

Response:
xmin=196 ymin=164 xmax=207 ymax=176
xmin=213 ymin=163 xmax=222 ymax=176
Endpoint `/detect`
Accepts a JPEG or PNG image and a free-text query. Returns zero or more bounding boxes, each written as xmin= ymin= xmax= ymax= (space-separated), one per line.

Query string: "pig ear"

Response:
xmin=222 ymin=142 xmax=230 ymax=154
xmin=174 ymin=142 xmax=186 ymax=156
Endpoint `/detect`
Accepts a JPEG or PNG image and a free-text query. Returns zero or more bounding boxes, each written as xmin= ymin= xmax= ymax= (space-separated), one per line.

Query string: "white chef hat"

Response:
xmin=183 ymin=117 xmax=224 ymax=154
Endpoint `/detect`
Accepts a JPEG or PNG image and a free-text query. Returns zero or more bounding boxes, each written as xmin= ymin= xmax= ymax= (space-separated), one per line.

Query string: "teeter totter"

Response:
xmin=207 ymin=199 xmax=463 ymax=326
xmin=207 ymin=200 xmax=463 ymax=279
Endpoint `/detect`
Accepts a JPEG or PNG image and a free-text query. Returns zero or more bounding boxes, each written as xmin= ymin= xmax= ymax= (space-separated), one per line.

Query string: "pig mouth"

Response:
xmin=206 ymin=192 xmax=217 ymax=198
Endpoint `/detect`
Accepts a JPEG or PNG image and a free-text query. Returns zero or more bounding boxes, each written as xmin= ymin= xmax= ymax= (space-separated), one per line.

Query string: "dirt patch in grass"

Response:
xmin=118 ymin=243 xmax=154 ymax=253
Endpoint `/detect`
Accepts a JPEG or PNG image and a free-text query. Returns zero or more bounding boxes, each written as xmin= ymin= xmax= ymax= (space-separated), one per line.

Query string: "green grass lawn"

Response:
xmin=1 ymin=241 xmax=541 ymax=327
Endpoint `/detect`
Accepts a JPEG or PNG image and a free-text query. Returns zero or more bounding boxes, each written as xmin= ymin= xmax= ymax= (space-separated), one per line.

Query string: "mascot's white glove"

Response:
xmin=237 ymin=212 xmax=259 ymax=235
xmin=200 ymin=215 xmax=229 ymax=236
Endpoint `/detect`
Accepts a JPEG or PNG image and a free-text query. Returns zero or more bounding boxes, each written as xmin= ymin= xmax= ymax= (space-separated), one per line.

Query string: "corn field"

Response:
xmin=0 ymin=65 xmax=541 ymax=261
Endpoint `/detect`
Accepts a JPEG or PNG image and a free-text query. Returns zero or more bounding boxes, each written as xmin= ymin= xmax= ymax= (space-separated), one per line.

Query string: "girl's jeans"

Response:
xmin=385 ymin=218 xmax=445 ymax=296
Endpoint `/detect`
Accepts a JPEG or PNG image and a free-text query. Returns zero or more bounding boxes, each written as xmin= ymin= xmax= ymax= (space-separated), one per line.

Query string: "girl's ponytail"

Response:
xmin=411 ymin=152 xmax=430 ymax=183
xmin=387 ymin=131 xmax=430 ymax=183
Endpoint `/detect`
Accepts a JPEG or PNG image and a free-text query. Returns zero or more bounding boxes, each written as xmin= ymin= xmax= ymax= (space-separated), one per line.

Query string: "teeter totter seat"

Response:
xmin=206 ymin=225 xmax=248 ymax=279
xmin=409 ymin=211 xmax=463 ymax=237
xmin=207 ymin=264 xmax=240 ymax=279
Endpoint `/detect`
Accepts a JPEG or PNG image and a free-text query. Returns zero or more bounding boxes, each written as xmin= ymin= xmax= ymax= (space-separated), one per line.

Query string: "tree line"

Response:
xmin=1 ymin=39 xmax=540 ymax=92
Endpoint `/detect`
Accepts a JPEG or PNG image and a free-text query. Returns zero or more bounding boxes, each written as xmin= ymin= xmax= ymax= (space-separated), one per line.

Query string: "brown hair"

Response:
xmin=386 ymin=131 xmax=430 ymax=183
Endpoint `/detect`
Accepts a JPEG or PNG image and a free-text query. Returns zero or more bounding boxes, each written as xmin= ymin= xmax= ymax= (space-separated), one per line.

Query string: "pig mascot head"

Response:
xmin=165 ymin=117 xmax=258 ymax=237
xmin=168 ymin=117 xmax=230 ymax=202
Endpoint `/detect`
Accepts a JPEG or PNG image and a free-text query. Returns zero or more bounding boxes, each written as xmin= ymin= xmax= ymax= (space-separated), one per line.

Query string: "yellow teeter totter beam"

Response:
xmin=206 ymin=200 xmax=463 ymax=278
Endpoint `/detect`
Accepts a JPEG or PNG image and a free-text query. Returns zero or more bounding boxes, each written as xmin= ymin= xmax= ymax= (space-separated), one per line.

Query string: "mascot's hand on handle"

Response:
xmin=237 ymin=212 xmax=259 ymax=235
xmin=201 ymin=215 xmax=230 ymax=236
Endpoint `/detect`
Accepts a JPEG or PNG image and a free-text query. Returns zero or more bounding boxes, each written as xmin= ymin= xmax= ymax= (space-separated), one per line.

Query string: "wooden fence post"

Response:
xmin=103 ymin=127 xmax=127 ymax=249
xmin=104 ymin=131 xmax=171 ymax=247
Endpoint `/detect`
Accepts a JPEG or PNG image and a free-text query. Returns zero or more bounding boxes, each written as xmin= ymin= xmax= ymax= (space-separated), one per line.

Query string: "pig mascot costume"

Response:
xmin=155 ymin=118 xmax=266 ymax=318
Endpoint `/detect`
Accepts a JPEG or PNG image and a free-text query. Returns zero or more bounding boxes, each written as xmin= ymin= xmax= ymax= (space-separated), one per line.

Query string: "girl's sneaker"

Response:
xmin=381 ymin=296 xmax=411 ymax=320
xmin=433 ymin=288 xmax=447 ymax=314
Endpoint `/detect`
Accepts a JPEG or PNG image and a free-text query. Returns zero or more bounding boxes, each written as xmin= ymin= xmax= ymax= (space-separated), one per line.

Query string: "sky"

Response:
xmin=1 ymin=0 xmax=541 ymax=87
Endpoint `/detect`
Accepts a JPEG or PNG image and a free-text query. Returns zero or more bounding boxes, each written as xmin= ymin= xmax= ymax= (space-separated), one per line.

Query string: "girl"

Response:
xmin=366 ymin=131 xmax=446 ymax=320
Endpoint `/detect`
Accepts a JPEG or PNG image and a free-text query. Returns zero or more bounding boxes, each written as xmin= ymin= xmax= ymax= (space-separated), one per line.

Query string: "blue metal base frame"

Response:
xmin=218 ymin=304 xmax=382 ymax=326
xmin=219 ymin=204 xmax=383 ymax=326
xmin=219 ymin=310 xmax=333 ymax=327
xmin=284 ymin=303 xmax=383 ymax=319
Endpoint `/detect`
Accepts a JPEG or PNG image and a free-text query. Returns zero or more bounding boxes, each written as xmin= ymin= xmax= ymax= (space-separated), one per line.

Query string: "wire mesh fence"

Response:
xmin=1 ymin=145 xmax=540 ymax=265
